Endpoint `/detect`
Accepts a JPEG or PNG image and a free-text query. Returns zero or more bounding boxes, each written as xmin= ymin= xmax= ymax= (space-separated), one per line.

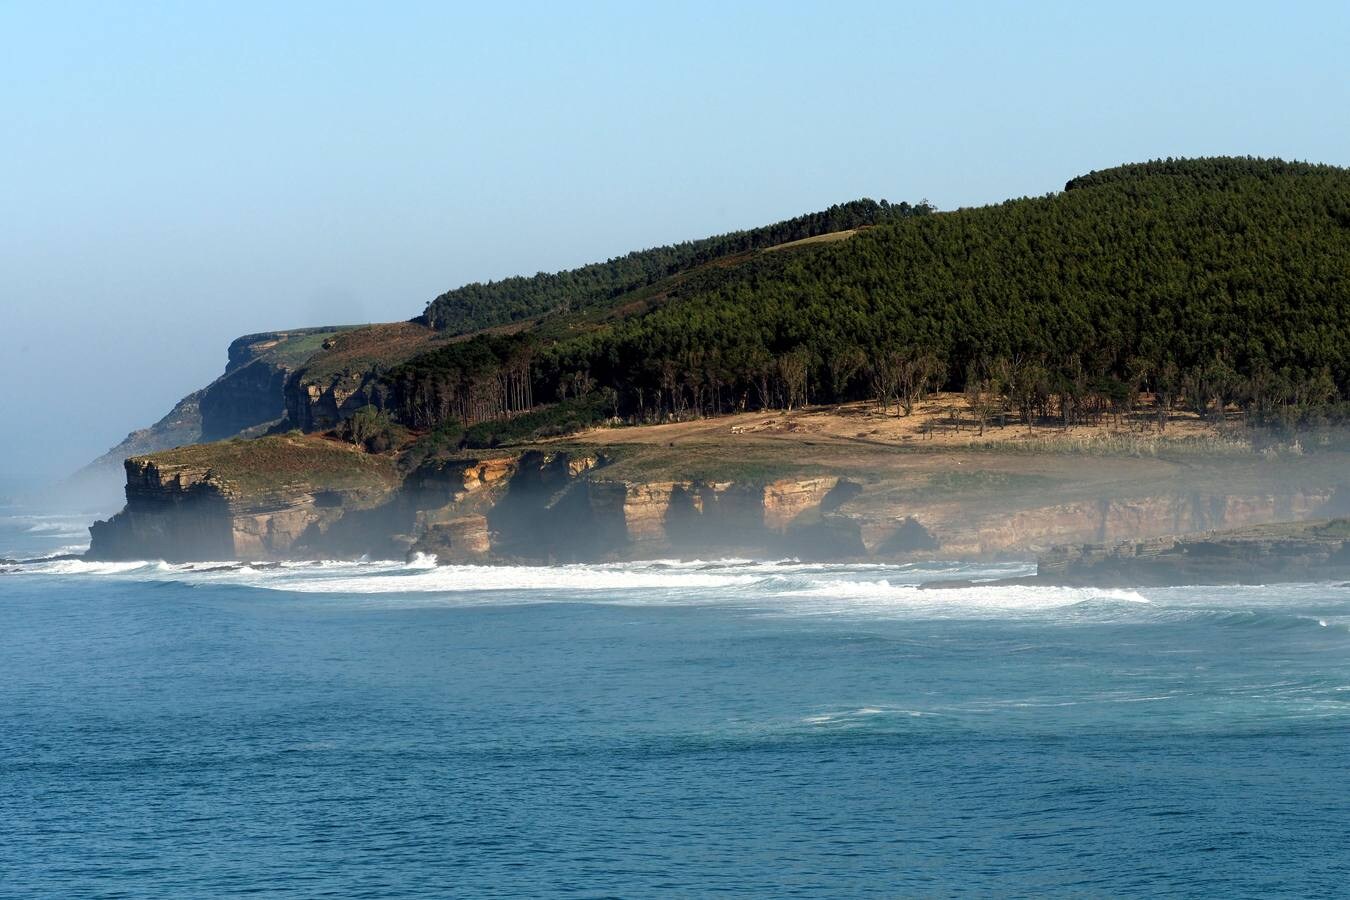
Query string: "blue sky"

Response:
xmin=2 ymin=0 xmax=1348 ymax=488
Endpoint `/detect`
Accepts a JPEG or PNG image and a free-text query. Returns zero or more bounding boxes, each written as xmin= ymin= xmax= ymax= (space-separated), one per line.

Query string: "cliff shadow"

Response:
xmin=486 ymin=452 xmax=627 ymax=561
xmin=875 ymin=517 xmax=939 ymax=555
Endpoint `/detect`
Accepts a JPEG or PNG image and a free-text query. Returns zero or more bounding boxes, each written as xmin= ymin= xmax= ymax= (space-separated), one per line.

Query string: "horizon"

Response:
xmin=4 ymin=0 xmax=1349 ymax=486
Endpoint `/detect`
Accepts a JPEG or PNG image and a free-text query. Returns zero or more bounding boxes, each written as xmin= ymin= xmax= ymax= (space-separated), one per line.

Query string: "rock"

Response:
xmin=83 ymin=430 xmax=1350 ymax=570
xmin=416 ymin=515 xmax=492 ymax=562
xmin=87 ymin=436 xmax=400 ymax=561
xmin=283 ymin=323 xmax=439 ymax=431
xmin=1029 ymin=520 xmax=1350 ymax=586
xmin=70 ymin=327 xmax=352 ymax=489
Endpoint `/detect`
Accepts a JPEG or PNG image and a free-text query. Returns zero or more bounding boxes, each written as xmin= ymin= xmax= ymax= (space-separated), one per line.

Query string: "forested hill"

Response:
xmin=1063 ymin=157 xmax=1348 ymax=192
xmin=383 ymin=157 xmax=1350 ymax=441
xmin=417 ymin=199 xmax=931 ymax=333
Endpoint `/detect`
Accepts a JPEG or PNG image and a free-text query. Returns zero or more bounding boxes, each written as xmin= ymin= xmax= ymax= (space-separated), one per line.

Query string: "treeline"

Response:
xmin=385 ymin=158 xmax=1350 ymax=438
xmin=1064 ymin=156 xmax=1350 ymax=193
xmin=391 ymin=334 xmax=537 ymax=429
xmin=417 ymin=199 xmax=931 ymax=333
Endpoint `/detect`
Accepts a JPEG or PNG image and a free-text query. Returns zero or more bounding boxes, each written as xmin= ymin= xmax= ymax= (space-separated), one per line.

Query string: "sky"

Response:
xmin=2 ymin=0 xmax=1348 ymax=491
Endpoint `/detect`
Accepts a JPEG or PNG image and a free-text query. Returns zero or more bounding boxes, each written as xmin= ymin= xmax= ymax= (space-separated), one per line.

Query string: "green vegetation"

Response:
xmin=462 ymin=395 xmax=612 ymax=449
xmin=386 ymin=158 xmax=1350 ymax=440
xmin=244 ymin=327 xmax=358 ymax=370
xmin=339 ymin=405 xmax=407 ymax=453
xmin=418 ymin=199 xmax=930 ymax=333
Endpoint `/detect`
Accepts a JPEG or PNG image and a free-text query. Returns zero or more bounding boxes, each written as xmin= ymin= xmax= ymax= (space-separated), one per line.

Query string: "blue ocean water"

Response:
xmin=3 ymin=509 xmax=1350 ymax=897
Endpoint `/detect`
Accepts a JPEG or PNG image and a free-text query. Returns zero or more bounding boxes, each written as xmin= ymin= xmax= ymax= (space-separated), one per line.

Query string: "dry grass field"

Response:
xmin=558 ymin=396 xmax=1349 ymax=522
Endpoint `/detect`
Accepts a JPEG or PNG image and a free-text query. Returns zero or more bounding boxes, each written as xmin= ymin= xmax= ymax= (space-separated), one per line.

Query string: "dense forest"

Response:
xmin=417 ymin=199 xmax=931 ymax=333
xmin=383 ymin=158 xmax=1350 ymax=441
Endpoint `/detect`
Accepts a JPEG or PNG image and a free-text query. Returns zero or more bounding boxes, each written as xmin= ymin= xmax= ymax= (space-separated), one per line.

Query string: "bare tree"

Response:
xmin=778 ymin=348 xmax=810 ymax=411
xmin=870 ymin=355 xmax=900 ymax=414
xmin=963 ymin=362 xmax=1003 ymax=436
xmin=827 ymin=346 xmax=867 ymax=403
xmin=896 ymin=352 xmax=945 ymax=417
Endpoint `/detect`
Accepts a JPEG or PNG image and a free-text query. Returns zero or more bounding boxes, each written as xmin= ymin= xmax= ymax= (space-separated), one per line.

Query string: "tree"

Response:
xmin=345 ymin=405 xmax=394 ymax=451
xmin=778 ymin=348 xmax=810 ymax=410
xmin=897 ymin=352 xmax=945 ymax=417
xmin=827 ymin=346 xmax=867 ymax=402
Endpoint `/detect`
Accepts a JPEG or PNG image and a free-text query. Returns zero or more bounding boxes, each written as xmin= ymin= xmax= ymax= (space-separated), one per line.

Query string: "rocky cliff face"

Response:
xmin=407 ymin=455 xmax=852 ymax=563
xmin=87 ymin=435 xmax=401 ymax=562
xmin=897 ymin=489 xmax=1345 ymax=559
xmin=71 ymin=327 xmax=351 ymax=494
xmin=281 ymin=322 xmax=442 ymax=431
xmin=88 ymin=436 xmax=1350 ymax=565
xmin=88 ymin=458 xmax=235 ymax=561
xmin=199 ymin=329 xmax=349 ymax=440
xmin=1032 ymin=520 xmax=1350 ymax=586
xmin=285 ymin=375 xmax=393 ymax=432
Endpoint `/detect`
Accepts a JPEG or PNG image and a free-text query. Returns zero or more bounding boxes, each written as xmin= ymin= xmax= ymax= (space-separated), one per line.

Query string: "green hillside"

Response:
xmin=417 ymin=199 xmax=931 ymax=333
xmin=383 ymin=157 xmax=1349 ymax=437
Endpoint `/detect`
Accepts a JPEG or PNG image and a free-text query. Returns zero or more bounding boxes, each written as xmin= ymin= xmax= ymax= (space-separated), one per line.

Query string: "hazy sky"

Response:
xmin=2 ymin=0 xmax=1348 ymax=489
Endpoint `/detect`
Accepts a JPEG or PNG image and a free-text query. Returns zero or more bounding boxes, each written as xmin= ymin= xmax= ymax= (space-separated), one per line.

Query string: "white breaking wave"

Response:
xmin=780 ymin=577 xmax=1150 ymax=612
xmin=0 ymin=553 xmax=1167 ymax=619
xmin=254 ymin=561 xmax=765 ymax=595
xmin=24 ymin=522 xmax=87 ymax=535
xmin=17 ymin=558 xmax=155 ymax=576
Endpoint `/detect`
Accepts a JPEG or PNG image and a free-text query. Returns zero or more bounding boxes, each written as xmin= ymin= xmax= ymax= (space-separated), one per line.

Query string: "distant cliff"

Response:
xmin=69 ymin=327 xmax=352 ymax=489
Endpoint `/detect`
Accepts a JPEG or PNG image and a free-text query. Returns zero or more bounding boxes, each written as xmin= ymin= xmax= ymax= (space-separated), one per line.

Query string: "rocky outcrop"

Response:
xmin=881 ymin=489 xmax=1342 ymax=559
xmin=87 ymin=436 xmax=400 ymax=562
xmin=407 ymin=460 xmax=854 ymax=562
xmin=283 ymin=322 xmax=442 ymax=431
xmin=286 ymin=376 xmax=389 ymax=432
xmin=87 ymin=458 xmax=234 ymax=560
xmin=199 ymin=329 xmax=348 ymax=440
xmin=1033 ymin=520 xmax=1350 ymax=586
xmin=71 ymin=327 xmax=351 ymax=494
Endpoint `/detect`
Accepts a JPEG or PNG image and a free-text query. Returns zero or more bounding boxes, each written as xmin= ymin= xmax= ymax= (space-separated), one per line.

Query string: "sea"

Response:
xmin=3 ymin=503 xmax=1349 ymax=897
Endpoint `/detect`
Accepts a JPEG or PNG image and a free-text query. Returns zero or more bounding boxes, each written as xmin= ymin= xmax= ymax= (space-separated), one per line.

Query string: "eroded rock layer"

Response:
xmin=87 ymin=441 xmax=1350 ymax=566
xmin=1034 ymin=520 xmax=1350 ymax=586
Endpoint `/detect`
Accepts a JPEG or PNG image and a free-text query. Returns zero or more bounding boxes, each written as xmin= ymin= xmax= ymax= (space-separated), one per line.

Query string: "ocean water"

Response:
xmin=3 ymin=509 xmax=1350 ymax=897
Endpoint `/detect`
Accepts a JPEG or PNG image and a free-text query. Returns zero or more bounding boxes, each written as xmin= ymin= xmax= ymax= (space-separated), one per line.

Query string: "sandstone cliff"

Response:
xmin=88 ymin=435 xmax=400 ymax=562
xmin=87 ymin=430 xmax=1350 ymax=566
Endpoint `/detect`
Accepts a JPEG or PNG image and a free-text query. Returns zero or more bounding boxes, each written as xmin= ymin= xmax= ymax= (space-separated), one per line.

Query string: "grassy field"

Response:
xmin=761 ymin=228 xmax=860 ymax=252
xmin=145 ymin=433 xmax=401 ymax=495
xmin=548 ymin=399 xmax=1350 ymax=514
xmin=293 ymin=322 xmax=451 ymax=383
xmin=252 ymin=327 xmax=359 ymax=369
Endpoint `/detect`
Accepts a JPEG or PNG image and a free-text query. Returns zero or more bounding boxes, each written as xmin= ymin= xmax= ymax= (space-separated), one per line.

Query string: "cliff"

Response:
xmin=282 ymin=322 xmax=447 ymax=431
xmin=408 ymin=455 xmax=847 ymax=563
xmin=1030 ymin=520 xmax=1350 ymax=586
xmin=86 ymin=420 xmax=1350 ymax=566
xmin=88 ymin=434 xmax=400 ymax=561
xmin=70 ymin=327 xmax=353 ymax=489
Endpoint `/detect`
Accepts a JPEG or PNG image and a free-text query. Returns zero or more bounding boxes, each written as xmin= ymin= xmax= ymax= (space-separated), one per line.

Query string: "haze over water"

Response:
xmin=4 ymin=514 xmax=1349 ymax=896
